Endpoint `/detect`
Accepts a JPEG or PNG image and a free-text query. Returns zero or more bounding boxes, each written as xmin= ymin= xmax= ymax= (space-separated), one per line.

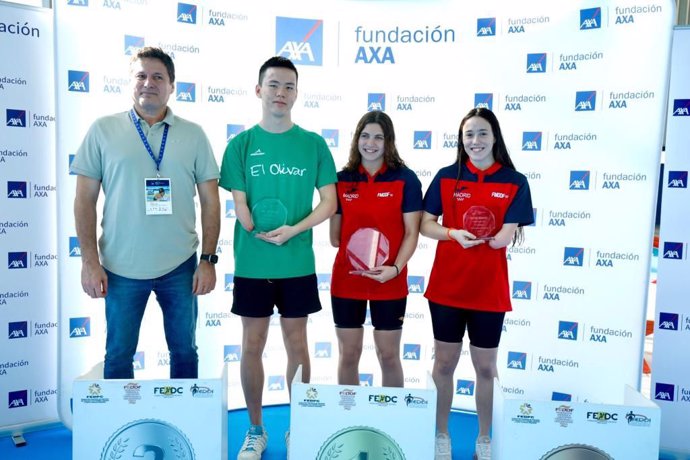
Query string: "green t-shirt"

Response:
xmin=219 ymin=124 xmax=337 ymax=278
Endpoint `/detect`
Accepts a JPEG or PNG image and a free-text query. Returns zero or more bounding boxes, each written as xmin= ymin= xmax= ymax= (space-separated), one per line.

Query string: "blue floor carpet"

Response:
xmin=0 ymin=406 xmax=479 ymax=459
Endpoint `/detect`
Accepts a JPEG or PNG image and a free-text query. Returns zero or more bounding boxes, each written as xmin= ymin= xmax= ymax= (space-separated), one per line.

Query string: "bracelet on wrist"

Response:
xmin=447 ymin=227 xmax=454 ymax=241
xmin=393 ymin=264 xmax=400 ymax=276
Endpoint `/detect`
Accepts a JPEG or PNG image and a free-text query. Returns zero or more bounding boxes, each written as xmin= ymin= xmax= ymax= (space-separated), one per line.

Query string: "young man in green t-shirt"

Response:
xmin=219 ymin=56 xmax=337 ymax=460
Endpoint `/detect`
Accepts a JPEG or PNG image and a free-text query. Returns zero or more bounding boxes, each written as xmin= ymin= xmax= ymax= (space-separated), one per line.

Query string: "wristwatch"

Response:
xmin=200 ymin=253 xmax=219 ymax=264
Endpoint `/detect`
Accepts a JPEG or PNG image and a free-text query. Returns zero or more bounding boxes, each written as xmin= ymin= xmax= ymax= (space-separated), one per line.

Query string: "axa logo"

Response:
xmin=476 ymin=18 xmax=496 ymax=36
xmin=225 ymin=200 xmax=236 ymax=218
xmin=317 ymin=273 xmax=331 ymax=291
xmin=662 ymin=241 xmax=684 ymax=260
xmin=226 ymin=124 xmax=245 ymax=142
xmin=69 ymin=317 xmax=91 ymax=338
xmin=276 ymin=17 xmax=323 ymax=66
xmin=407 ymin=275 xmax=425 ymax=294
xmin=268 ymin=375 xmax=286 ymax=391
xmin=6 ymin=109 xmax=26 ymax=128
xmin=575 ymin=91 xmax=596 ymax=111
xmin=124 ymin=35 xmax=145 ymax=56
xmin=68 ymin=70 xmax=89 ymax=92
xmin=558 ymin=321 xmax=579 ymax=340
xmin=367 ymin=93 xmax=386 ymax=112
xmin=654 ymin=382 xmax=675 ymax=402
xmin=512 ymin=281 xmax=532 ymax=300
xmin=176 ymin=82 xmax=196 ymax=102
xmin=552 ymin=391 xmax=572 ymax=401
xmin=474 ymin=93 xmax=493 ymax=110
xmin=133 ymin=351 xmax=145 ymax=370
xmin=507 ymin=351 xmax=527 ymax=370
xmin=522 ymin=131 xmax=542 ymax=151
xmin=658 ymin=312 xmax=679 ymax=331
xmin=569 ymin=170 xmax=590 ymax=190
xmin=67 ymin=0 xmax=88 ymax=5
xmin=69 ymin=154 xmax=77 ymax=175
xmin=402 ymin=343 xmax=421 ymax=360
xmin=456 ymin=379 xmax=475 ymax=396
xmin=359 ymin=373 xmax=374 ymax=387
xmin=413 ymin=131 xmax=432 ymax=149
xmin=8 ymin=321 xmax=28 ymax=339
xmin=7 ymin=181 xmax=27 ymax=198
xmin=69 ymin=236 xmax=81 ymax=257
xmin=563 ymin=247 xmax=584 ymax=267
xmin=668 ymin=171 xmax=687 ymax=188
xmin=580 ymin=7 xmax=602 ymax=30
xmin=526 ymin=53 xmax=547 ymax=73
xmin=177 ymin=3 xmax=197 ymax=24
xmin=314 ymin=342 xmax=332 ymax=358
xmin=672 ymin=99 xmax=690 ymax=116
xmin=8 ymin=390 xmax=28 ymax=409
xmin=8 ymin=252 xmax=28 ymax=269
xmin=321 ymin=129 xmax=339 ymax=148
xmin=224 ymin=344 xmax=241 ymax=362
xmin=224 ymin=274 xmax=234 ymax=291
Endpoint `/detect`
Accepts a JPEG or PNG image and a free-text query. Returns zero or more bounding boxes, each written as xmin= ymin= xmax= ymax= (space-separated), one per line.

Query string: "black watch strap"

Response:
xmin=200 ymin=253 xmax=218 ymax=264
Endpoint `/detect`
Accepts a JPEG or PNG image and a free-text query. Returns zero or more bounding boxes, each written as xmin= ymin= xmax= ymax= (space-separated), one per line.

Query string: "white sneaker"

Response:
xmin=474 ymin=435 xmax=491 ymax=460
xmin=285 ymin=431 xmax=290 ymax=460
xmin=237 ymin=426 xmax=268 ymax=460
xmin=435 ymin=432 xmax=452 ymax=460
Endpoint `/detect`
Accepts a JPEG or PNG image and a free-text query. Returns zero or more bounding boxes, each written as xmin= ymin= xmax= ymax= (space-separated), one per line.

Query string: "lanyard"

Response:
xmin=129 ymin=109 xmax=169 ymax=174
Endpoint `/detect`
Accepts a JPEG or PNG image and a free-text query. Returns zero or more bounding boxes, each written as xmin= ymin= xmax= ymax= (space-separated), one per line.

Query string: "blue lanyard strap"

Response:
xmin=129 ymin=109 xmax=169 ymax=172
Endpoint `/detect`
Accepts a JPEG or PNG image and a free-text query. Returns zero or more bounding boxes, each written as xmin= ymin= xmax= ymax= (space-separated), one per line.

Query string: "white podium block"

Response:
xmin=72 ymin=366 xmax=228 ymax=459
xmin=289 ymin=366 xmax=437 ymax=459
xmin=493 ymin=378 xmax=661 ymax=459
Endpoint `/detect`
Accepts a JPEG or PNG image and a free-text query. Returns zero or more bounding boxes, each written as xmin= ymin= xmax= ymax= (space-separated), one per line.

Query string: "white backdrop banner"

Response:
xmin=651 ymin=26 xmax=690 ymax=457
xmin=0 ymin=2 xmax=58 ymax=434
xmin=54 ymin=0 xmax=673 ymax=427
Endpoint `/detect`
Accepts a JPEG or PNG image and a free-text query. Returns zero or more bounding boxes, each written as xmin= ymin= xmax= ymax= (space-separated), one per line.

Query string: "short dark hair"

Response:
xmin=131 ymin=47 xmax=175 ymax=83
xmin=258 ymin=56 xmax=298 ymax=85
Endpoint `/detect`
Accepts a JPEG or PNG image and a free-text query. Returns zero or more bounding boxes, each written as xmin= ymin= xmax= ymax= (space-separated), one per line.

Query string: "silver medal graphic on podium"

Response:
xmin=316 ymin=425 xmax=405 ymax=460
xmin=101 ymin=419 xmax=195 ymax=460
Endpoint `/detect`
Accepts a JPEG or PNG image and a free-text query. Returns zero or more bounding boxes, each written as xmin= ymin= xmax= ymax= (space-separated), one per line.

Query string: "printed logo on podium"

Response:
xmin=276 ymin=17 xmax=323 ymax=66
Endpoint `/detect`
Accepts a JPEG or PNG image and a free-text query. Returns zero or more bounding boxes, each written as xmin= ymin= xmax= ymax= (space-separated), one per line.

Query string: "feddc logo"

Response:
xmin=321 ymin=129 xmax=339 ymax=148
xmin=476 ymin=18 xmax=496 ymax=36
xmin=580 ymin=7 xmax=602 ymax=30
xmin=367 ymin=93 xmax=386 ymax=112
xmin=276 ymin=17 xmax=324 ymax=66
xmin=673 ymin=99 xmax=690 ymax=116
xmin=224 ymin=344 xmax=241 ymax=362
xmin=6 ymin=109 xmax=26 ymax=128
xmin=507 ymin=351 xmax=527 ymax=370
xmin=359 ymin=373 xmax=374 ymax=387
xmin=575 ymin=91 xmax=596 ymax=111
xmin=8 ymin=390 xmax=28 ymax=409
xmin=456 ymin=379 xmax=475 ymax=396
xmin=268 ymin=375 xmax=285 ymax=391
xmin=558 ymin=321 xmax=579 ymax=340
xmin=68 ymin=70 xmax=89 ymax=93
xmin=177 ymin=3 xmax=197 ymax=24
xmin=124 ymin=35 xmax=145 ymax=56
xmin=69 ymin=317 xmax=91 ymax=338
xmin=569 ymin=170 xmax=590 ymax=190
xmin=224 ymin=274 xmax=234 ymax=291
xmin=402 ymin=343 xmax=421 ymax=360
xmin=474 ymin=93 xmax=493 ymax=110
xmin=658 ymin=312 xmax=679 ymax=331
xmin=226 ymin=124 xmax=245 ymax=142
xmin=69 ymin=236 xmax=81 ymax=257
xmin=668 ymin=171 xmax=688 ymax=188
xmin=317 ymin=273 xmax=331 ymax=291
xmin=563 ymin=247 xmax=584 ymax=267
xmin=176 ymin=82 xmax=195 ymax=102
xmin=314 ymin=342 xmax=331 ymax=358
xmin=512 ymin=281 xmax=532 ymax=300
xmin=7 ymin=181 xmax=27 ymax=198
xmin=662 ymin=241 xmax=684 ymax=260
xmin=8 ymin=252 xmax=28 ymax=269
xmin=413 ymin=131 xmax=432 ymax=149
xmin=522 ymin=131 xmax=542 ymax=151
xmin=526 ymin=53 xmax=547 ymax=73
xmin=654 ymin=383 xmax=675 ymax=402
xmin=8 ymin=321 xmax=28 ymax=339
xmin=407 ymin=275 xmax=425 ymax=294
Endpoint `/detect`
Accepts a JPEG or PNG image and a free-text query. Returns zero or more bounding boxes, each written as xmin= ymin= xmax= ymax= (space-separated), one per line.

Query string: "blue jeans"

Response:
xmin=103 ymin=254 xmax=198 ymax=379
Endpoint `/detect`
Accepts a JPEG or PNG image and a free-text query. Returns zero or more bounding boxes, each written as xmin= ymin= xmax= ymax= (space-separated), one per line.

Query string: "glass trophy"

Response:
xmin=251 ymin=198 xmax=288 ymax=233
xmin=462 ymin=205 xmax=496 ymax=240
xmin=346 ymin=227 xmax=390 ymax=275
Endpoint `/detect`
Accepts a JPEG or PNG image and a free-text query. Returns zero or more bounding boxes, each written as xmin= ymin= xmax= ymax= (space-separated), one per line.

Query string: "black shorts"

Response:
xmin=429 ymin=301 xmax=505 ymax=348
xmin=231 ymin=274 xmax=322 ymax=318
xmin=331 ymin=296 xmax=406 ymax=331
